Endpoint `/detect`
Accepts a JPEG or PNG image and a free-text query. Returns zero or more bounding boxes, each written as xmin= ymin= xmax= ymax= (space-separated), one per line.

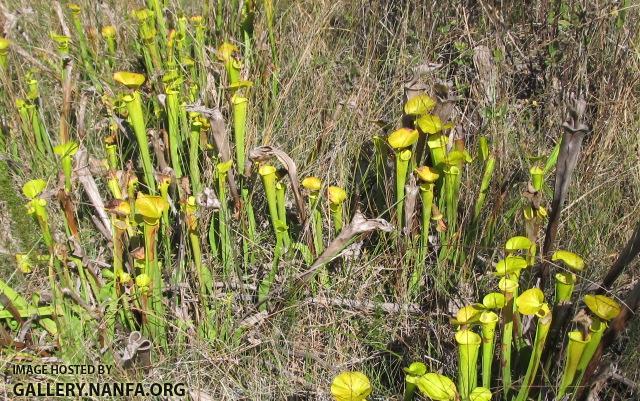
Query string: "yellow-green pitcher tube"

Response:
xmin=51 ymin=33 xmax=70 ymax=77
xmin=15 ymin=100 xmax=37 ymax=152
xmin=127 ymin=175 xmax=138 ymax=224
xmin=106 ymin=171 xmax=122 ymax=200
xmin=555 ymin=272 xmax=576 ymax=303
xmin=68 ymin=5 xmax=95 ymax=71
xmin=54 ymin=142 xmax=78 ymax=193
xmin=530 ymin=166 xmax=544 ymax=192
xmin=135 ymin=197 xmax=168 ymax=334
xmin=191 ymin=16 xmax=206 ymax=91
xmin=165 ymin=83 xmax=183 ymax=178
xmin=30 ymin=198 xmax=53 ymax=251
xmin=557 ymin=330 xmax=590 ymax=398
xmin=409 ymin=182 xmax=434 ymax=295
xmin=231 ymin=92 xmax=257 ymax=264
xmin=104 ymin=135 xmax=119 ymax=170
xmin=231 ymin=93 xmax=248 ymax=171
xmin=328 ymin=186 xmax=347 ymax=236
xmin=456 ymin=329 xmax=481 ymax=401
xmin=427 ymin=133 xmax=447 ymax=170
xmin=419 ymin=182 xmax=434 ymax=249
xmin=395 ymin=149 xmax=412 ymax=229
xmin=260 ymin=165 xmax=281 ymax=246
xmin=514 ymin=304 xmax=552 ymax=401
xmin=101 ymin=26 xmax=117 ymax=64
xmin=217 ymin=160 xmax=233 ymax=273
xmin=573 ymin=319 xmax=607 ymax=391
xmin=176 ymin=16 xmax=190 ymax=62
xmin=499 ymin=277 xmax=518 ymax=399
xmin=185 ymin=196 xmax=213 ymax=301
xmin=148 ymin=0 xmax=168 ymax=44
xmin=331 ymin=202 xmax=343 ymax=234
xmin=479 ymin=311 xmax=498 ymax=389
xmin=443 ymin=165 xmax=460 ymax=231
xmin=142 ymin=218 xmax=166 ymax=345
xmin=440 ymin=165 xmax=460 ymax=262
xmin=188 ymin=114 xmax=203 ymax=195
xmin=473 ymin=156 xmax=495 ymax=220
xmin=112 ymin=220 xmax=126 ymax=279
xmin=135 ymin=9 xmax=161 ymax=73
xmin=0 ymin=38 xmax=9 ymax=70
xmin=275 ymin=180 xmax=291 ymax=249
xmin=123 ymin=91 xmax=156 ymax=193
xmin=218 ymin=42 xmax=242 ymax=85
xmin=258 ymin=165 xmax=283 ymax=311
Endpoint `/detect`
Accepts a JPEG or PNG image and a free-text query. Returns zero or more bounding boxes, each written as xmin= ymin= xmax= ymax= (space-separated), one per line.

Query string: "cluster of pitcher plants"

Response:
xmin=331 ymin=245 xmax=622 ymax=401
xmin=0 ymin=2 xmax=636 ymax=400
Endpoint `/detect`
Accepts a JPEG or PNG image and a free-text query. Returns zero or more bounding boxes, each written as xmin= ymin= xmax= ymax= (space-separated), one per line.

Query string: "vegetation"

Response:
xmin=0 ymin=1 xmax=638 ymax=400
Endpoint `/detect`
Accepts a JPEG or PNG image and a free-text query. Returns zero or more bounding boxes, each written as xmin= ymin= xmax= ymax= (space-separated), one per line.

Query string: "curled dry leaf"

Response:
xmin=197 ymin=187 xmax=221 ymax=210
xmin=246 ymin=145 xmax=307 ymax=224
xmin=296 ymin=210 xmax=393 ymax=282
xmin=117 ymin=331 xmax=152 ymax=369
xmin=542 ymin=93 xmax=590 ymax=286
xmin=204 ymin=108 xmax=240 ymax=205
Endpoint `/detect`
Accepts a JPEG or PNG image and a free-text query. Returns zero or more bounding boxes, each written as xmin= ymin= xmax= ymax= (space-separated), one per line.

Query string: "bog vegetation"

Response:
xmin=0 ymin=1 xmax=638 ymax=400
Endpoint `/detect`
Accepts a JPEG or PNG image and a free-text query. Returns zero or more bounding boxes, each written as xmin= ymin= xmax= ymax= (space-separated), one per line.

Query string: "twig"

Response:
xmin=304 ymin=296 xmax=422 ymax=314
xmin=598 ymin=221 xmax=640 ymax=293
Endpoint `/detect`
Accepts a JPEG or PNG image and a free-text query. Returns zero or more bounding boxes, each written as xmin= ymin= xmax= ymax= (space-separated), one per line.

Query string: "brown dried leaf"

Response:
xmin=296 ymin=210 xmax=393 ymax=282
